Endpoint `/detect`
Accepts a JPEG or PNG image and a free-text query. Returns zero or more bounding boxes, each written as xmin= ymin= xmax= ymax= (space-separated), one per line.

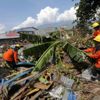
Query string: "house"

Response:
xmin=16 ymin=27 xmax=38 ymax=35
xmin=0 ymin=31 xmax=20 ymax=44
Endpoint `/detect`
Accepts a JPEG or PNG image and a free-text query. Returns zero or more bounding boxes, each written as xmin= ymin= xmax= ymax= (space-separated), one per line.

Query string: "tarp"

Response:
xmin=16 ymin=62 xmax=34 ymax=67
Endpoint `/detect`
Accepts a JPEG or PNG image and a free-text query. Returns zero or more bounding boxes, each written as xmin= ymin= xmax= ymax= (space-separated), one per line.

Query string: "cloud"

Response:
xmin=12 ymin=6 xmax=76 ymax=30
xmin=36 ymin=7 xmax=59 ymax=25
xmin=13 ymin=17 xmax=36 ymax=30
xmin=0 ymin=24 xmax=5 ymax=33
xmin=57 ymin=7 xmax=76 ymax=22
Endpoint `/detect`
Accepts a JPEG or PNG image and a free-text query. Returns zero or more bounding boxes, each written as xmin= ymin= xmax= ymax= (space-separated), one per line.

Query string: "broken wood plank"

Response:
xmin=10 ymin=86 xmax=27 ymax=100
xmin=14 ymin=72 xmax=38 ymax=84
xmin=10 ymin=69 xmax=47 ymax=100
xmin=12 ymin=89 xmax=29 ymax=100
xmin=34 ymin=81 xmax=53 ymax=90
xmin=6 ymin=67 xmax=33 ymax=78
xmin=26 ymin=88 xmax=40 ymax=96
xmin=30 ymin=90 xmax=43 ymax=100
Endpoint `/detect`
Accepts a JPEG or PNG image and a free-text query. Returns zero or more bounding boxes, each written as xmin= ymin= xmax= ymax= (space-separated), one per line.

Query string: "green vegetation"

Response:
xmin=76 ymin=0 xmax=100 ymax=34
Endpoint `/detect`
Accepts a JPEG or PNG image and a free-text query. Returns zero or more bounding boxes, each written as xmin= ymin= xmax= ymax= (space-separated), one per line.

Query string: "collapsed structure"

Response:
xmin=0 ymin=27 xmax=100 ymax=100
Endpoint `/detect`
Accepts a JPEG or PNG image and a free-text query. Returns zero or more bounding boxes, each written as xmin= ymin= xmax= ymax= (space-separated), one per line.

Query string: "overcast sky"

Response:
xmin=0 ymin=0 xmax=79 ymax=33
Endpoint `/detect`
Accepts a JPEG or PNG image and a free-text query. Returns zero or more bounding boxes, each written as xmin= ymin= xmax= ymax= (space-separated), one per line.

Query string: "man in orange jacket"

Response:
xmin=89 ymin=22 xmax=100 ymax=39
xmin=3 ymin=44 xmax=21 ymax=69
xmin=92 ymin=22 xmax=100 ymax=38
xmin=84 ymin=35 xmax=100 ymax=80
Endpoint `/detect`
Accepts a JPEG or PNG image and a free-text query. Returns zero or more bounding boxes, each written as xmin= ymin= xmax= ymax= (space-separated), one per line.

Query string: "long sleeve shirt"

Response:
xmin=93 ymin=30 xmax=100 ymax=38
xmin=3 ymin=48 xmax=18 ymax=63
xmin=84 ymin=47 xmax=100 ymax=68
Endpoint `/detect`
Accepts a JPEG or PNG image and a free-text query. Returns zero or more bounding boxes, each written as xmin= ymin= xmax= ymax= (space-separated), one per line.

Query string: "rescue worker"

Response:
xmin=3 ymin=44 xmax=21 ymax=69
xmin=84 ymin=35 xmax=100 ymax=80
xmin=90 ymin=22 xmax=100 ymax=39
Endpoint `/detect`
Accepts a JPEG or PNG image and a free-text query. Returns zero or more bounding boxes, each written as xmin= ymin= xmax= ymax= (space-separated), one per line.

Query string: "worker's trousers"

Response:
xmin=6 ymin=60 xmax=17 ymax=69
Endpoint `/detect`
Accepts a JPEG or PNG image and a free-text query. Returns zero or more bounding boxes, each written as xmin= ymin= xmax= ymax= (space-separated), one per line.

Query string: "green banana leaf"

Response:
xmin=33 ymin=41 xmax=61 ymax=71
xmin=23 ymin=42 xmax=52 ymax=59
xmin=21 ymin=31 xmax=91 ymax=67
xmin=64 ymin=42 xmax=91 ymax=63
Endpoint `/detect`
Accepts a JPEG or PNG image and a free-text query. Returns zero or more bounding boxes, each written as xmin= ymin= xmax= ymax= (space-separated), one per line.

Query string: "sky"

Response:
xmin=0 ymin=0 xmax=79 ymax=33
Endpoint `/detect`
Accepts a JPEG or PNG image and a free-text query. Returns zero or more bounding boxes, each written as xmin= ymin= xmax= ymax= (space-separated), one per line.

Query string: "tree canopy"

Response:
xmin=76 ymin=0 xmax=100 ymax=33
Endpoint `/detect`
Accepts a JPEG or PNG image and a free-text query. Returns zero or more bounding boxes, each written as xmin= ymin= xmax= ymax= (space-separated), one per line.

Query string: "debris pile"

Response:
xmin=0 ymin=62 xmax=99 ymax=100
xmin=0 ymin=31 xmax=100 ymax=100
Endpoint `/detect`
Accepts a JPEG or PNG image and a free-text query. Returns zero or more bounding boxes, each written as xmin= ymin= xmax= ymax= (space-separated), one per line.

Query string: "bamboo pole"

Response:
xmin=14 ymin=72 xmax=38 ymax=84
xmin=6 ymin=67 xmax=32 ymax=78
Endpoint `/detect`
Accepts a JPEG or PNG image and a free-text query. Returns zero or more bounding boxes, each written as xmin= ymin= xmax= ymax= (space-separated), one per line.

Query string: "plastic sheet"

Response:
xmin=68 ymin=91 xmax=76 ymax=100
xmin=49 ymin=85 xmax=64 ymax=99
xmin=60 ymin=76 xmax=74 ymax=89
xmin=82 ymin=68 xmax=92 ymax=80
xmin=16 ymin=62 xmax=34 ymax=67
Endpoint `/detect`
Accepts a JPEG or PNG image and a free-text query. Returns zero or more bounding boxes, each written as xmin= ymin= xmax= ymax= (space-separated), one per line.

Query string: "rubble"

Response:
xmin=0 ymin=62 xmax=99 ymax=100
xmin=0 ymin=33 xmax=100 ymax=100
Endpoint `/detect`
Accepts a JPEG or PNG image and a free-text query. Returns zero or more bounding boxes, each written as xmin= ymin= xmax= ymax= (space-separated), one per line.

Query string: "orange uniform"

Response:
xmin=3 ymin=48 xmax=18 ymax=63
xmin=84 ymin=47 xmax=95 ymax=53
xmin=84 ymin=47 xmax=100 ymax=68
xmin=93 ymin=30 xmax=100 ymax=38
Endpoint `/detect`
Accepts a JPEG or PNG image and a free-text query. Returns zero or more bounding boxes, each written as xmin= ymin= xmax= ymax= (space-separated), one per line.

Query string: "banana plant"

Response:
xmin=1 ymin=30 xmax=93 ymax=100
xmin=20 ymin=32 xmax=55 ymax=43
xmin=22 ymin=31 xmax=91 ymax=71
xmin=23 ymin=42 xmax=53 ymax=59
xmin=33 ymin=40 xmax=62 ymax=71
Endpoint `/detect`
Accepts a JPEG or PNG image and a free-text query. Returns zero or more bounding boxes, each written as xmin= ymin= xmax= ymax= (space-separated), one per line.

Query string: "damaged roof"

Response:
xmin=0 ymin=31 xmax=19 ymax=39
